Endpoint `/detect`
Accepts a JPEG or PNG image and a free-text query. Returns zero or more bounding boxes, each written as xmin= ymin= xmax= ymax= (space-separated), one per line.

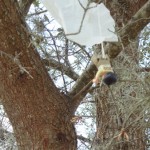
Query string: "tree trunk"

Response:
xmin=94 ymin=43 xmax=147 ymax=150
xmin=0 ymin=1 xmax=77 ymax=149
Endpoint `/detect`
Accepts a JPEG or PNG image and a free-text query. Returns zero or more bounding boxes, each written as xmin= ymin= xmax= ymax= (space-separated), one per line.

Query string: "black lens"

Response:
xmin=103 ymin=72 xmax=117 ymax=85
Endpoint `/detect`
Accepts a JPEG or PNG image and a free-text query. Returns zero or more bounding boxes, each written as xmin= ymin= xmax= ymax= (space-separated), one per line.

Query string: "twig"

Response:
xmin=108 ymin=86 xmax=122 ymax=128
xmin=72 ymin=80 xmax=93 ymax=100
xmin=66 ymin=1 xmax=91 ymax=36
xmin=46 ymin=29 xmax=68 ymax=92
xmin=28 ymin=10 xmax=47 ymax=17
xmin=0 ymin=50 xmax=33 ymax=78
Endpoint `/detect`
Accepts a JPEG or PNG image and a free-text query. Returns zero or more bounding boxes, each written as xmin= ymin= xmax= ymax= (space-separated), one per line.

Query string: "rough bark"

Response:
xmin=106 ymin=0 xmax=148 ymax=26
xmin=107 ymin=0 xmax=150 ymax=58
xmin=0 ymin=1 xmax=76 ymax=149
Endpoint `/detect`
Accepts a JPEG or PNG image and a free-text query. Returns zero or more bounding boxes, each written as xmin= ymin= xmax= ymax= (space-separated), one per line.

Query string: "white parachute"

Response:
xmin=41 ymin=0 xmax=118 ymax=46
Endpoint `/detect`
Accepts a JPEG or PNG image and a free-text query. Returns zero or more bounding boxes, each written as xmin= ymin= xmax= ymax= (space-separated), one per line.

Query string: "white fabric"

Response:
xmin=41 ymin=0 xmax=118 ymax=46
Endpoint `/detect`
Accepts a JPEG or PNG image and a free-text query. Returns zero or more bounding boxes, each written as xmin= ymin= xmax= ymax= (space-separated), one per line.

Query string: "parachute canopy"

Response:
xmin=41 ymin=0 xmax=118 ymax=46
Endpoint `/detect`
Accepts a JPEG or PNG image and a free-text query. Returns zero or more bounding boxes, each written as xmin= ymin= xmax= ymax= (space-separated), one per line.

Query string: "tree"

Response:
xmin=0 ymin=0 xmax=149 ymax=150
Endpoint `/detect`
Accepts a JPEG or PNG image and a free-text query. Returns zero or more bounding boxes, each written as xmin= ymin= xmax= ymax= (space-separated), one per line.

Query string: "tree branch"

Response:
xmin=69 ymin=0 xmax=150 ymax=113
xmin=28 ymin=10 xmax=47 ymax=17
xmin=77 ymin=135 xmax=92 ymax=144
xmin=42 ymin=58 xmax=79 ymax=81
xmin=71 ymin=80 xmax=93 ymax=112
xmin=107 ymin=0 xmax=150 ymax=58
xmin=138 ymin=67 xmax=150 ymax=72
xmin=69 ymin=63 xmax=97 ymax=96
xmin=69 ymin=63 xmax=97 ymax=113
xmin=20 ymin=0 xmax=35 ymax=16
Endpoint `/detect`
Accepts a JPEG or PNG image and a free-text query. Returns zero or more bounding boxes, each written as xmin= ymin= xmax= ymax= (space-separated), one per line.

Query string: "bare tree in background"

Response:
xmin=0 ymin=0 xmax=149 ymax=150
